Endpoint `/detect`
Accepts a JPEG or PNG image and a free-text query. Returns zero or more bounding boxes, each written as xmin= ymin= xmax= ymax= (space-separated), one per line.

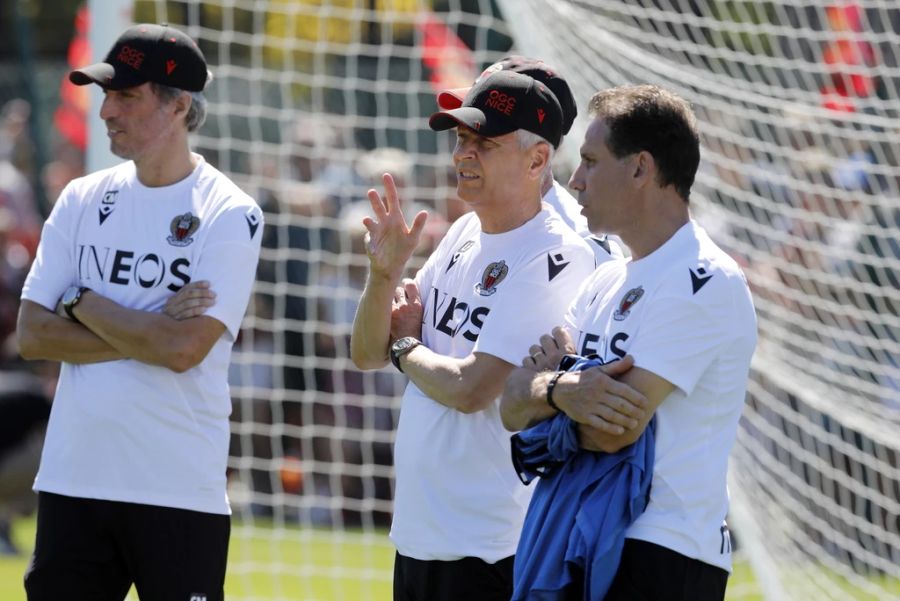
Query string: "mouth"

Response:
xmin=457 ymin=169 xmax=479 ymax=181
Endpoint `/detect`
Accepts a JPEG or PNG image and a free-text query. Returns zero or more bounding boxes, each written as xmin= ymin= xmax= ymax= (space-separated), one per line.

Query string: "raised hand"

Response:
xmin=363 ymin=173 xmax=428 ymax=284
xmin=163 ymin=280 xmax=216 ymax=321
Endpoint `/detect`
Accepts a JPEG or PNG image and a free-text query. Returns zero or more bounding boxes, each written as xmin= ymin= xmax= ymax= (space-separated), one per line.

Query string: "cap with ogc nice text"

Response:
xmin=69 ymin=23 xmax=208 ymax=92
xmin=437 ymin=56 xmax=578 ymax=135
xmin=429 ymin=70 xmax=564 ymax=148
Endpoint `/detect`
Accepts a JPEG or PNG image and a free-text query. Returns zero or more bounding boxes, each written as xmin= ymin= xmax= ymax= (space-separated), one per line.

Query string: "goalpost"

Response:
xmin=86 ymin=1 xmax=897 ymax=599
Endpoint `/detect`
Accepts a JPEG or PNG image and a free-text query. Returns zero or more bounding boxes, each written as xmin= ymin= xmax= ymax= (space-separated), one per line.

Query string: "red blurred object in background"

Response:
xmin=54 ymin=4 xmax=89 ymax=151
xmin=819 ymin=3 xmax=878 ymax=113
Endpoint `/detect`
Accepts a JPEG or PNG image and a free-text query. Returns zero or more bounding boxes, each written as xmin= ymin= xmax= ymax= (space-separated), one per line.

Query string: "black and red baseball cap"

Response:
xmin=69 ymin=23 xmax=208 ymax=92
xmin=429 ymin=70 xmax=564 ymax=148
xmin=437 ymin=56 xmax=578 ymax=135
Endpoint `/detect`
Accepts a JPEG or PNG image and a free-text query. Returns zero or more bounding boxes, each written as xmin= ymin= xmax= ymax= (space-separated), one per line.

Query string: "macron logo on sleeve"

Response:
xmin=690 ymin=266 xmax=713 ymax=294
xmin=99 ymin=190 xmax=118 ymax=225
xmin=547 ymin=252 xmax=570 ymax=281
xmin=245 ymin=209 xmax=261 ymax=239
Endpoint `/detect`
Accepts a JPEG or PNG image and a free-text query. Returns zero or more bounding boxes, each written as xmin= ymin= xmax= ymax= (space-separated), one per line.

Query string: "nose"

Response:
xmin=569 ymin=163 xmax=585 ymax=193
xmin=99 ymin=94 xmax=115 ymax=121
xmin=453 ymin=134 xmax=475 ymax=163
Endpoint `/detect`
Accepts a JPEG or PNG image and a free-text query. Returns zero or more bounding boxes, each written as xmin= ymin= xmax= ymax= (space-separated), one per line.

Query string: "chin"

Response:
xmin=455 ymin=186 xmax=477 ymax=204
xmin=109 ymin=145 xmax=129 ymax=160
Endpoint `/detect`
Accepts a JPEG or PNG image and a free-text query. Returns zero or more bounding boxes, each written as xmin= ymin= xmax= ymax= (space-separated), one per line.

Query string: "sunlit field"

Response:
xmin=1 ymin=515 xmax=895 ymax=600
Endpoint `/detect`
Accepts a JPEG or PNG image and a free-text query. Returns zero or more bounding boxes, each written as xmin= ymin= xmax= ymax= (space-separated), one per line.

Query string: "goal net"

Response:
xmin=99 ymin=1 xmax=896 ymax=599
xmin=499 ymin=2 xmax=899 ymax=600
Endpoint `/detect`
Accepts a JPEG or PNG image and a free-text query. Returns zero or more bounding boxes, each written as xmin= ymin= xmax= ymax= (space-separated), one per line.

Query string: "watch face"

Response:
xmin=394 ymin=338 xmax=414 ymax=352
xmin=62 ymin=287 xmax=79 ymax=305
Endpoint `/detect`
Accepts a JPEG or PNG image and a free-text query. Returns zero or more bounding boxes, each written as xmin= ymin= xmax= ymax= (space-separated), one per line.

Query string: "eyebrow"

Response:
xmin=458 ymin=129 xmax=498 ymax=145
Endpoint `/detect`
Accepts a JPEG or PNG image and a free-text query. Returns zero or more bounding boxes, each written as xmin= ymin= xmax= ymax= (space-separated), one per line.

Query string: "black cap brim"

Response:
xmin=429 ymin=107 xmax=516 ymax=138
xmin=69 ymin=62 xmax=147 ymax=90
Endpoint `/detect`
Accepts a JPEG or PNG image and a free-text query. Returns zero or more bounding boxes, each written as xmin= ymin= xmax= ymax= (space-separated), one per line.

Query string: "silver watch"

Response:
xmin=390 ymin=337 xmax=421 ymax=373
xmin=61 ymin=286 xmax=89 ymax=323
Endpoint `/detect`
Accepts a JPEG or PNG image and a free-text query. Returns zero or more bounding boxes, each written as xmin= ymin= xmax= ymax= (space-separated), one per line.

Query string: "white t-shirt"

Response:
xmin=21 ymin=156 xmax=263 ymax=515
xmin=564 ymin=220 xmax=757 ymax=572
xmin=543 ymin=180 xmax=625 ymax=264
xmin=390 ymin=208 xmax=595 ymax=563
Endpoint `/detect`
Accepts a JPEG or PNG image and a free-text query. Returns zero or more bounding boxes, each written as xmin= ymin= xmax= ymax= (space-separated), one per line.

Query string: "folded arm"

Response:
xmin=17 ymin=299 xmax=125 ymax=364
xmin=500 ymin=327 xmax=671 ymax=452
xmin=502 ymin=360 xmax=669 ymax=452
xmin=17 ymin=281 xmax=223 ymax=373
xmin=69 ymin=289 xmax=225 ymax=373
xmin=398 ymin=346 xmax=514 ymax=414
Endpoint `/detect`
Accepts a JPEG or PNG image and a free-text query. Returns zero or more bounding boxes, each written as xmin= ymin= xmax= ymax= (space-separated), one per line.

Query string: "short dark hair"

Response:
xmin=588 ymin=85 xmax=700 ymax=201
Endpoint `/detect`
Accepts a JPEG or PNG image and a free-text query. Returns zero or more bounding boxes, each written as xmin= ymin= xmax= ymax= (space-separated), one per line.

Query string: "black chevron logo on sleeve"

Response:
xmin=690 ymin=267 xmax=713 ymax=294
xmin=245 ymin=211 xmax=260 ymax=239
xmin=548 ymin=252 xmax=570 ymax=281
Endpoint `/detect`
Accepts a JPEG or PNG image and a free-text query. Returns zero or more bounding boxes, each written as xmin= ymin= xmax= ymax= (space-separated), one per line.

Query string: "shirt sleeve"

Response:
xmin=20 ymin=184 xmax=78 ymax=310
xmin=627 ymin=291 xmax=728 ymax=396
xmin=475 ymin=245 xmax=594 ymax=366
xmin=191 ymin=202 xmax=263 ymax=339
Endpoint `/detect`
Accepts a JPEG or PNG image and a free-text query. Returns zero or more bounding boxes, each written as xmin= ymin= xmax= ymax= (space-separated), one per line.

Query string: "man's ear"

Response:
xmin=528 ymin=142 xmax=551 ymax=179
xmin=632 ymin=151 xmax=655 ymax=188
xmin=172 ymin=91 xmax=192 ymax=119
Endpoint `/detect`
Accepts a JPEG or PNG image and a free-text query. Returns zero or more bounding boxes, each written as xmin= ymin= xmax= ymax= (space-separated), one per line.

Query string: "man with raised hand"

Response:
xmin=437 ymin=55 xmax=625 ymax=264
xmin=17 ymin=23 xmax=262 ymax=601
xmin=351 ymin=70 xmax=638 ymax=601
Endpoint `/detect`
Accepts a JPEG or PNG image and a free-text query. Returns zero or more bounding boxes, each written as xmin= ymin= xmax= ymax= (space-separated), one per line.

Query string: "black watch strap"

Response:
xmin=390 ymin=337 xmax=421 ymax=373
xmin=63 ymin=286 xmax=89 ymax=323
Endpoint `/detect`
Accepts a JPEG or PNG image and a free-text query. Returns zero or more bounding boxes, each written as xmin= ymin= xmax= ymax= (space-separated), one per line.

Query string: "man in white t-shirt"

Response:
xmin=351 ymin=70 xmax=642 ymax=601
xmin=16 ymin=24 xmax=262 ymax=601
xmin=436 ymin=55 xmax=625 ymax=264
xmin=501 ymin=85 xmax=757 ymax=600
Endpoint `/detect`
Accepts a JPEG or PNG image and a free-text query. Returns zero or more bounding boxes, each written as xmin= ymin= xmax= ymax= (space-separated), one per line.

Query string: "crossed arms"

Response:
xmin=17 ymin=281 xmax=221 ymax=373
xmin=499 ymin=326 xmax=675 ymax=453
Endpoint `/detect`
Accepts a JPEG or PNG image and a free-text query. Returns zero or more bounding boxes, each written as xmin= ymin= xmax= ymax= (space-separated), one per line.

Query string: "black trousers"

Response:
xmin=24 ymin=492 xmax=229 ymax=601
xmin=393 ymin=552 xmax=515 ymax=601
xmin=603 ymin=539 xmax=729 ymax=601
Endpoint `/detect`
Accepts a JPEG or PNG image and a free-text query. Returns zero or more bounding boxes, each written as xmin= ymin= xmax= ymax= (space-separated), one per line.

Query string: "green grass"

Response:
xmin=0 ymin=515 xmax=395 ymax=601
xmin=2 ymin=514 xmax=896 ymax=600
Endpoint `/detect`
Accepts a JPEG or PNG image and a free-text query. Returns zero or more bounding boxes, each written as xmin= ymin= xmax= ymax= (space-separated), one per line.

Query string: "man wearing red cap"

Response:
xmin=17 ymin=23 xmax=262 ymax=601
xmin=351 ymin=70 xmax=644 ymax=600
xmin=437 ymin=56 xmax=626 ymax=265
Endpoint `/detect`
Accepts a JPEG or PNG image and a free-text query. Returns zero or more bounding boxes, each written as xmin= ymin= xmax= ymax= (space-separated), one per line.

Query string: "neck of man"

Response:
xmin=623 ymin=189 xmax=690 ymax=261
xmin=476 ymin=191 xmax=542 ymax=234
xmin=134 ymin=133 xmax=197 ymax=188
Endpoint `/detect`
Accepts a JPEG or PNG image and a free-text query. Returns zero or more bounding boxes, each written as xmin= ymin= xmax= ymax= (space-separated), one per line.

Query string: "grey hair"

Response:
xmin=516 ymin=129 xmax=555 ymax=179
xmin=150 ymin=79 xmax=210 ymax=133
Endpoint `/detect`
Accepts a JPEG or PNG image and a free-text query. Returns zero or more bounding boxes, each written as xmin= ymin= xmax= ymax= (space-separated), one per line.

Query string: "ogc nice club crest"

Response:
xmin=167 ymin=212 xmax=200 ymax=247
xmin=475 ymin=260 xmax=508 ymax=296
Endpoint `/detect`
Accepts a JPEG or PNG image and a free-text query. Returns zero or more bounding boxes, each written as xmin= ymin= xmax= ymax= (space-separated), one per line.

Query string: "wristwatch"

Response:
xmin=390 ymin=337 xmax=421 ymax=373
xmin=61 ymin=286 xmax=90 ymax=323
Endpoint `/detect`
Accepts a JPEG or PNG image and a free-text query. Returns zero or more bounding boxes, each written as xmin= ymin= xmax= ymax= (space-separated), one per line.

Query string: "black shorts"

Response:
xmin=393 ymin=552 xmax=514 ymax=601
xmin=25 ymin=492 xmax=230 ymax=601
xmin=603 ymin=538 xmax=729 ymax=601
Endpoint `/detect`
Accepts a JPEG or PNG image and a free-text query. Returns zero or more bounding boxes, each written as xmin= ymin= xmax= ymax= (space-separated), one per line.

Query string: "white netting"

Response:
xmin=119 ymin=1 xmax=897 ymax=599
